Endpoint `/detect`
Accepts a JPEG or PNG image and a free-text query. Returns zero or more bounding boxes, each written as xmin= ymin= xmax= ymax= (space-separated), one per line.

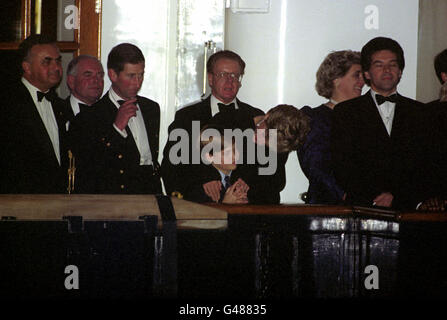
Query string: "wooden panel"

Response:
xmin=78 ymin=0 xmax=101 ymax=57
xmin=56 ymin=41 xmax=79 ymax=52
xmin=0 ymin=194 xmax=228 ymax=223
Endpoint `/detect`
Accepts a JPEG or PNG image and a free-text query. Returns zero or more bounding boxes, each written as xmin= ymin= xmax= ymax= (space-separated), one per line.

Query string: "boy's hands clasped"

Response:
xmin=222 ymin=178 xmax=249 ymax=204
xmin=203 ymin=178 xmax=249 ymax=204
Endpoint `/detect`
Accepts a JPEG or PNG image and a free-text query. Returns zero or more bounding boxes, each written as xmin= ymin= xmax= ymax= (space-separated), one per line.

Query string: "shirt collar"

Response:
xmin=22 ymin=77 xmax=48 ymax=104
xmin=70 ymin=95 xmax=89 ymax=115
xmin=217 ymin=169 xmax=232 ymax=181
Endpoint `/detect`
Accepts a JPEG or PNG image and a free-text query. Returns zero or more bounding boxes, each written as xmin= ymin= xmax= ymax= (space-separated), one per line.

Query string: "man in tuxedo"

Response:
xmin=62 ymin=55 xmax=104 ymax=193
xmin=65 ymin=55 xmax=104 ymax=124
xmin=331 ymin=37 xmax=425 ymax=210
xmin=161 ymin=50 xmax=287 ymax=204
xmin=417 ymin=49 xmax=447 ymax=211
xmin=0 ymin=34 xmax=68 ymax=194
xmin=69 ymin=43 xmax=161 ymax=194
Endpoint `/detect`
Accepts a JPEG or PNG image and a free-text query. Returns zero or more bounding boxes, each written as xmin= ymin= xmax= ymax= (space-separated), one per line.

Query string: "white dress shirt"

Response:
xmin=371 ymin=89 xmax=396 ymax=136
xmin=210 ymin=95 xmax=239 ymax=117
xmin=21 ymin=77 xmax=60 ymax=165
xmin=109 ymin=89 xmax=153 ymax=165
xmin=69 ymin=94 xmax=87 ymax=117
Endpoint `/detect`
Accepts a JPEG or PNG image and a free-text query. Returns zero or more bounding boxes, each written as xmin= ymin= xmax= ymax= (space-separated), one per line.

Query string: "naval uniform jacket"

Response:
xmin=69 ymin=92 xmax=161 ymax=194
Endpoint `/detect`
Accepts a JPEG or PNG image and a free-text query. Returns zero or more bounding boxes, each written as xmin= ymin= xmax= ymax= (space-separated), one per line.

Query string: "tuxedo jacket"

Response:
xmin=297 ymin=104 xmax=344 ymax=204
xmin=69 ymin=92 xmax=161 ymax=194
xmin=422 ymin=99 xmax=447 ymax=198
xmin=62 ymin=96 xmax=100 ymax=152
xmin=331 ymin=91 xmax=425 ymax=210
xmin=161 ymin=96 xmax=263 ymax=194
xmin=0 ymin=81 xmax=69 ymax=194
xmin=183 ymin=160 xmax=287 ymax=205
xmin=161 ymin=95 xmax=286 ymax=204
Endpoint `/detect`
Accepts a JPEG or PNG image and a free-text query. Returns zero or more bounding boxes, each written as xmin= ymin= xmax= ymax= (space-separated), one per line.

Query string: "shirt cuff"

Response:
xmin=113 ymin=123 xmax=128 ymax=138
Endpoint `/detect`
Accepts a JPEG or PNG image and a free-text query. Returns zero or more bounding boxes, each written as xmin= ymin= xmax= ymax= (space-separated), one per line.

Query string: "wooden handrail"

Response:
xmin=0 ymin=195 xmax=445 ymax=223
xmin=204 ymin=203 xmax=447 ymax=222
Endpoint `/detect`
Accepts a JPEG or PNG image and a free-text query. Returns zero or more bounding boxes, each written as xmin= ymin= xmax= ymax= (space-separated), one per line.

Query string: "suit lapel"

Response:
xmin=137 ymin=96 xmax=159 ymax=163
xmin=65 ymin=96 xmax=76 ymax=122
xmin=19 ymin=83 xmax=60 ymax=166
xmin=389 ymin=94 xmax=408 ymax=139
xmin=200 ymin=96 xmax=213 ymax=122
xmin=137 ymin=96 xmax=155 ymax=139
xmin=50 ymin=97 xmax=70 ymax=165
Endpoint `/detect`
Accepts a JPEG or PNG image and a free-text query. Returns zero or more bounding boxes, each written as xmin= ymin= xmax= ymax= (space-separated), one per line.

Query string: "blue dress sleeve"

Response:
xmin=297 ymin=105 xmax=344 ymax=204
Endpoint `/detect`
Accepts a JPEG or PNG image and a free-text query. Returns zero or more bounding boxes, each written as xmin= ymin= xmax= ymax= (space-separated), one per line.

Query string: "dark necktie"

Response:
xmin=376 ymin=93 xmax=398 ymax=105
xmin=223 ymin=175 xmax=231 ymax=190
xmin=218 ymin=102 xmax=235 ymax=113
xmin=37 ymin=90 xmax=56 ymax=102
xmin=117 ymin=100 xmax=125 ymax=106
xmin=220 ymin=175 xmax=232 ymax=202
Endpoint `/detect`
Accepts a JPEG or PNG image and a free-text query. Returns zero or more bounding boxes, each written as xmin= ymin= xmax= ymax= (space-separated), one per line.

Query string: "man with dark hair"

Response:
xmin=417 ymin=48 xmax=447 ymax=211
xmin=434 ymin=49 xmax=447 ymax=88
xmin=70 ymin=43 xmax=161 ymax=194
xmin=0 ymin=34 xmax=69 ymax=193
xmin=161 ymin=50 xmax=287 ymax=204
xmin=331 ymin=37 xmax=425 ymax=210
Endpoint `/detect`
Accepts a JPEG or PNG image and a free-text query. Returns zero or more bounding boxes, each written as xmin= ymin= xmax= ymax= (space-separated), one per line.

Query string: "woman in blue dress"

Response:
xmin=298 ymin=50 xmax=365 ymax=204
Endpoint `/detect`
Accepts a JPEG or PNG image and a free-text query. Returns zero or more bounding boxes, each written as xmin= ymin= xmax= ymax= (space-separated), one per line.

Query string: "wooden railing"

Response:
xmin=205 ymin=203 xmax=447 ymax=222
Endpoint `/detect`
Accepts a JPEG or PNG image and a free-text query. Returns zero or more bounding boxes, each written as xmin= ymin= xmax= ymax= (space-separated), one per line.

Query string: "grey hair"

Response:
xmin=315 ymin=50 xmax=361 ymax=99
xmin=66 ymin=54 xmax=102 ymax=76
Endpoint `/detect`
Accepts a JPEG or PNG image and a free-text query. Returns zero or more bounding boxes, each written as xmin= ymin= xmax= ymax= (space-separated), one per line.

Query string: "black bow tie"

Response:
xmin=37 ymin=90 xmax=56 ymax=102
xmin=218 ymin=102 xmax=235 ymax=113
xmin=376 ymin=94 xmax=398 ymax=105
xmin=78 ymin=103 xmax=89 ymax=112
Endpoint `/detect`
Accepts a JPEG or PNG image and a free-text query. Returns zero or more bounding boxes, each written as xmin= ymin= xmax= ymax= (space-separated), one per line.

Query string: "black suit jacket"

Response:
xmin=69 ymin=92 xmax=161 ymax=194
xmin=62 ymin=95 xmax=99 ymax=151
xmin=422 ymin=99 xmax=447 ymax=198
xmin=161 ymin=95 xmax=287 ymax=204
xmin=331 ymin=91 xmax=425 ymax=210
xmin=183 ymin=164 xmax=244 ymax=203
xmin=0 ymin=81 xmax=69 ymax=193
xmin=161 ymin=96 xmax=264 ymax=194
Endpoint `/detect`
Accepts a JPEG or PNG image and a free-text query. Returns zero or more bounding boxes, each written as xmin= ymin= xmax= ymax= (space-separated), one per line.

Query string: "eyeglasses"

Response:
xmin=213 ymin=72 xmax=243 ymax=83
